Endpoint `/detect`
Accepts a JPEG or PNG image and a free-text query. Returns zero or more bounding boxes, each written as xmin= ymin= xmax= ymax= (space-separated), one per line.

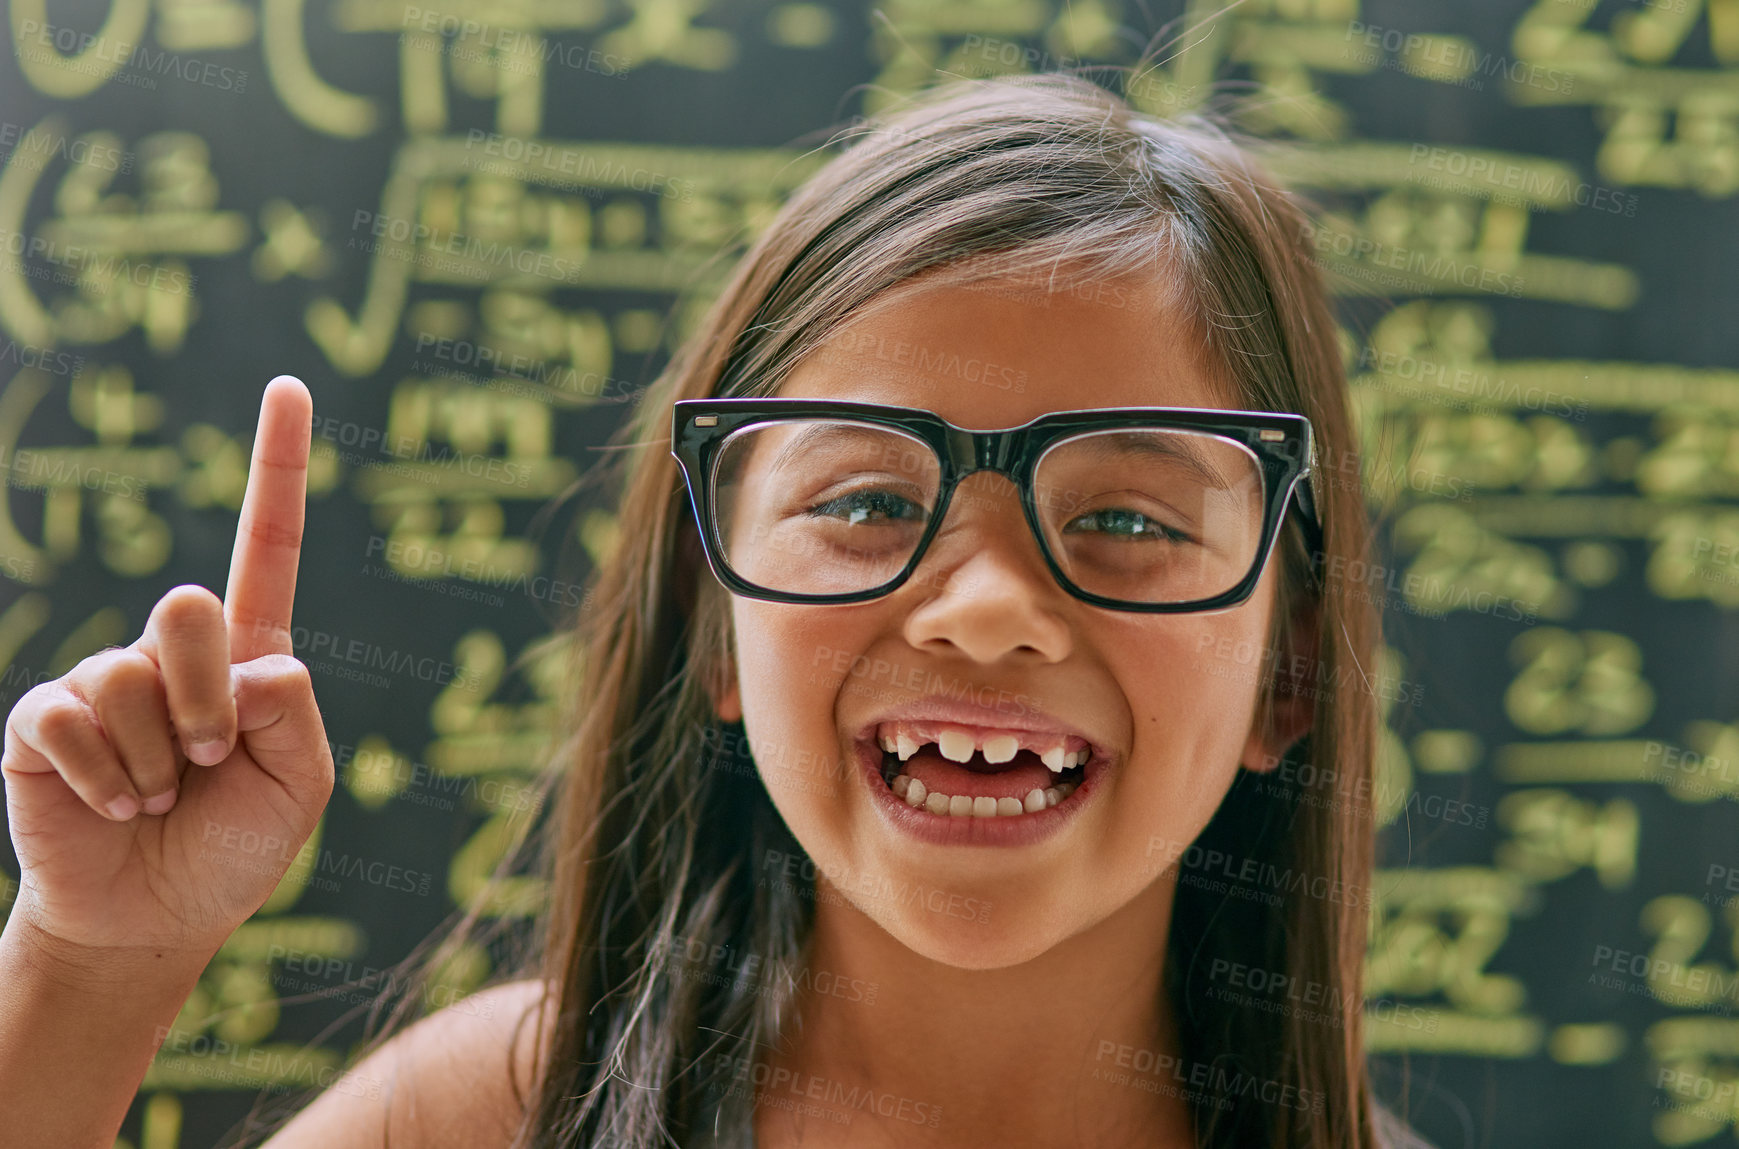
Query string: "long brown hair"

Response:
xmin=511 ymin=73 xmax=1387 ymax=1148
xmin=245 ymin=72 xmax=1391 ymax=1149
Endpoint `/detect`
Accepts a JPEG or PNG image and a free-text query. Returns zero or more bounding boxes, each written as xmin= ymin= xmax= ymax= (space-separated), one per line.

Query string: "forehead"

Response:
xmin=775 ymin=268 xmax=1242 ymax=426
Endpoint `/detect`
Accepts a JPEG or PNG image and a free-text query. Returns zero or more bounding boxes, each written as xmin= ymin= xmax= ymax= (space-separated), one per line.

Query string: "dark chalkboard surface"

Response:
xmin=3 ymin=1 xmax=1737 ymax=1145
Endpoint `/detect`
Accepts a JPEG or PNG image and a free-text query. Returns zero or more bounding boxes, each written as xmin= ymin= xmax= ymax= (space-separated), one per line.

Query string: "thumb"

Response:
xmin=233 ymin=653 xmax=334 ymax=810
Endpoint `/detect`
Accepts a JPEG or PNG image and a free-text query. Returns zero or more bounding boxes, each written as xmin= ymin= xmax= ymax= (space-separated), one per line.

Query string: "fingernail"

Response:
xmin=187 ymin=739 xmax=229 ymax=765
xmin=106 ymin=794 xmax=139 ymax=820
xmin=142 ymin=789 xmax=178 ymax=815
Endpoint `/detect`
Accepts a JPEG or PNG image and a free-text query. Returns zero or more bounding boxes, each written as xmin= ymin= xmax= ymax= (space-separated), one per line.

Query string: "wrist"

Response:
xmin=0 ymin=900 xmax=218 ymax=1149
xmin=2 ymin=898 xmax=220 ymax=990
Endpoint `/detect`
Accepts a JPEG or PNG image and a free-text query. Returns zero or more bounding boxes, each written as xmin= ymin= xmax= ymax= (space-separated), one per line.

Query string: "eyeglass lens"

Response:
xmin=710 ymin=418 xmax=1269 ymax=606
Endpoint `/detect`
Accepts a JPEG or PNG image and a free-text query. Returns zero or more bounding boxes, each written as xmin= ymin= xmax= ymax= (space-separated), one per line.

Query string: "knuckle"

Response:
xmin=240 ymin=512 xmax=303 ymax=550
xmin=71 ymin=645 xmax=128 ymax=680
xmin=259 ymin=652 xmax=313 ymax=689
xmin=154 ymin=583 xmax=223 ymax=632
xmin=14 ymin=677 xmax=60 ymax=714
xmin=231 ymin=609 xmax=290 ymax=651
xmin=95 ymin=649 xmax=163 ymax=698
xmin=8 ymin=690 xmax=65 ymax=750
xmin=33 ymin=692 xmax=95 ymax=746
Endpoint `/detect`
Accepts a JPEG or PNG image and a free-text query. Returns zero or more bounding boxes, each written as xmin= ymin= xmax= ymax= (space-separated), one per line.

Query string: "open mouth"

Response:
xmin=871 ymin=725 xmax=1090 ymax=818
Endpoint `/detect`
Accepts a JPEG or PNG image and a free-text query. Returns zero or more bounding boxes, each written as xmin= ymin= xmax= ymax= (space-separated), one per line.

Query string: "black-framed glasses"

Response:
xmin=670 ymin=398 xmax=1322 ymax=613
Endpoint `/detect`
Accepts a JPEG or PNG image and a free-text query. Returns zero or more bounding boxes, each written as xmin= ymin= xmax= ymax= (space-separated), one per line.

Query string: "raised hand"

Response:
xmin=2 ymin=375 xmax=335 ymax=958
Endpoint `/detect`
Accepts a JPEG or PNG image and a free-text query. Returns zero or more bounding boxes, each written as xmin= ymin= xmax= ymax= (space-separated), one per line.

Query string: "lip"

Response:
xmin=851 ymin=732 xmax=1110 ymax=848
xmin=851 ymin=697 xmax=1110 ymax=762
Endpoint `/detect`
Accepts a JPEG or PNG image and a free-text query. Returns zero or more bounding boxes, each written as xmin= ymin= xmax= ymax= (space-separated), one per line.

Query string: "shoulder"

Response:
xmin=262 ymin=977 xmax=556 ymax=1149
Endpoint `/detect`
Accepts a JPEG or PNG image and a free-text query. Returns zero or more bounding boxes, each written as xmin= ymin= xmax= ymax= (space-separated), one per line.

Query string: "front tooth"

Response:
xmin=896 ymin=732 xmax=919 ymax=761
xmin=938 ymin=729 xmax=976 ymax=762
xmin=1074 ymin=747 xmax=1091 ymax=766
xmin=981 ymin=734 xmax=1019 ymax=763
xmin=1041 ymin=746 xmax=1068 ymax=773
xmin=902 ymin=783 xmax=1055 ymax=817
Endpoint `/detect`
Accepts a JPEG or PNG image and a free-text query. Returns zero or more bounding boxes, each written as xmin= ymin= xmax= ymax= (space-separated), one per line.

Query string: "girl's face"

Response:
xmin=712 ymin=269 xmax=1308 ymax=969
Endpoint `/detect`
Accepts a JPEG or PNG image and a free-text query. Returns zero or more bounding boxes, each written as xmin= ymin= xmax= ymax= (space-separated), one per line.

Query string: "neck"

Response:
xmin=756 ymin=872 xmax=1195 ymax=1149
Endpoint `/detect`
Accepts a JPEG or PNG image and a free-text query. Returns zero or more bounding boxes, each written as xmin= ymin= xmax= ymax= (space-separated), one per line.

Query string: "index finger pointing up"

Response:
xmin=225 ymin=375 xmax=312 ymax=663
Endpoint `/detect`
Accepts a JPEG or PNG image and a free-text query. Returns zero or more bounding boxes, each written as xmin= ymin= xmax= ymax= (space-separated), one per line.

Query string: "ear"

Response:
xmin=714 ymin=676 xmax=742 ymax=723
xmin=1239 ymin=596 xmax=1319 ymax=774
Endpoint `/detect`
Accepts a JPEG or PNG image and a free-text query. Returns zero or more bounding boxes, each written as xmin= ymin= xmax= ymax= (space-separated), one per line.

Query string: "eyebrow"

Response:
xmin=1055 ymin=430 xmax=1239 ymax=490
xmin=762 ymin=422 xmax=915 ymax=478
xmin=753 ymin=419 xmax=1241 ymax=490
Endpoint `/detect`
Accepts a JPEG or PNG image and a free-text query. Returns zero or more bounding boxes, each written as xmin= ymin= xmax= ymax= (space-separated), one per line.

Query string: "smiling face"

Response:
xmin=710 ymin=266 xmax=1308 ymax=969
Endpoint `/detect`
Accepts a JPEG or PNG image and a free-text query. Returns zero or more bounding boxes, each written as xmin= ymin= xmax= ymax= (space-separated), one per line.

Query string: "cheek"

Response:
xmin=734 ymin=607 xmax=826 ymax=697
xmin=1163 ymin=569 xmax=1279 ymax=739
xmin=732 ymin=606 xmax=830 ymax=755
xmin=1126 ymin=598 xmax=1271 ymax=712
xmin=729 ymin=604 xmax=877 ymax=812
xmin=1107 ymin=614 xmax=1271 ymax=830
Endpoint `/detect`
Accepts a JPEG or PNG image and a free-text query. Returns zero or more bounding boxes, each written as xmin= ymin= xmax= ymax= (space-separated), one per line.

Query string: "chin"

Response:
xmin=855 ymin=890 xmax=1081 ymax=970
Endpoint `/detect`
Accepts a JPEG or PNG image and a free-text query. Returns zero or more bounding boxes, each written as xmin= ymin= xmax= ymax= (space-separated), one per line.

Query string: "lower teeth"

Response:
xmin=880 ymin=752 xmax=1082 ymax=817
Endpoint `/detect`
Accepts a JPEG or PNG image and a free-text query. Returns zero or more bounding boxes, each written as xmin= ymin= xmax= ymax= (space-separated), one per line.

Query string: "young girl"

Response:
xmin=0 ymin=74 xmax=1416 ymax=1148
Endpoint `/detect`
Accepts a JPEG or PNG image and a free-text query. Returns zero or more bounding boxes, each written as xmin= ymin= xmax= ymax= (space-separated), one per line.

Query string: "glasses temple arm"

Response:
xmin=1288 ymin=461 xmax=1326 ymax=586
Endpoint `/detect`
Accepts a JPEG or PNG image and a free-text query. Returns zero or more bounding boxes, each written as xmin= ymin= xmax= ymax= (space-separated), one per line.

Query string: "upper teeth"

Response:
xmin=875 ymin=723 xmax=1091 ymax=773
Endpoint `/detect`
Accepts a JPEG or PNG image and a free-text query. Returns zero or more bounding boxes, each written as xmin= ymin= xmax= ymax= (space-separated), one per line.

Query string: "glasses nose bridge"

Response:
xmin=945 ymin=426 xmax=1022 ymax=483
xmin=929 ymin=427 xmax=1037 ymax=561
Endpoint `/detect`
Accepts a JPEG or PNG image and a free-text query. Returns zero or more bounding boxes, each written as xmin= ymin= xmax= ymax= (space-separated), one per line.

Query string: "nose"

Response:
xmin=898 ymin=471 xmax=1073 ymax=665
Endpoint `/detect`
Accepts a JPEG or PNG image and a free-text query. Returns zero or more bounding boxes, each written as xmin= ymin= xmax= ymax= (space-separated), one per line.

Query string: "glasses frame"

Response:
xmin=670 ymin=397 xmax=1323 ymax=613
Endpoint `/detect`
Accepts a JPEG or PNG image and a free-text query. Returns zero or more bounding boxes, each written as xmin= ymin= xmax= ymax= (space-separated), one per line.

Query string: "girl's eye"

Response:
xmin=807 ymin=487 xmax=926 ymax=524
xmin=1063 ymin=508 xmax=1193 ymax=543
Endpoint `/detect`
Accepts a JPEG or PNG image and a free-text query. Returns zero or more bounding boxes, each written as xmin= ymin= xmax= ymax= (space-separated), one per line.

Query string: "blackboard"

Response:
xmin=3 ymin=0 xmax=1738 ymax=1145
